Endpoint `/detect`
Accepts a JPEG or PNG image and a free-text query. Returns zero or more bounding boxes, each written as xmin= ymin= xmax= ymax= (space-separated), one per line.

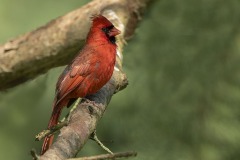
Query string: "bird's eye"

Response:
xmin=102 ymin=25 xmax=114 ymax=34
xmin=102 ymin=27 xmax=109 ymax=33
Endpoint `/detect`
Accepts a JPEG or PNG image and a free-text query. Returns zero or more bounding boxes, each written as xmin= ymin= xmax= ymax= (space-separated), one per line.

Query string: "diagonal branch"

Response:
xmin=68 ymin=151 xmax=137 ymax=160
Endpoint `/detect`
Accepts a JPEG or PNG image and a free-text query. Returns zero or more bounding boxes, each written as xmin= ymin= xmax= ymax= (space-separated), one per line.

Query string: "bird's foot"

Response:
xmin=90 ymin=130 xmax=113 ymax=154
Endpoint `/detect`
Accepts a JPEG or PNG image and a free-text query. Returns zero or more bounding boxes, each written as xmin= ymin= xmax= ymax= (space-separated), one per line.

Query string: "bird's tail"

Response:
xmin=41 ymin=103 xmax=62 ymax=155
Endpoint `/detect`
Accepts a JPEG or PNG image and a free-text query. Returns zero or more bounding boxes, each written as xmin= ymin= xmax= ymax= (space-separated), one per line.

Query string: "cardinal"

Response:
xmin=41 ymin=15 xmax=120 ymax=155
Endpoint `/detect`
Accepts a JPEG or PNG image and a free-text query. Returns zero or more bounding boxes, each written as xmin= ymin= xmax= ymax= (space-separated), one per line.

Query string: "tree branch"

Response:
xmin=67 ymin=151 xmax=137 ymax=160
xmin=0 ymin=0 xmax=150 ymax=90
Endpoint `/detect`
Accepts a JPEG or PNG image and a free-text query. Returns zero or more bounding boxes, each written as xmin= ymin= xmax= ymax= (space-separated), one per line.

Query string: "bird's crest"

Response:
xmin=90 ymin=14 xmax=113 ymax=27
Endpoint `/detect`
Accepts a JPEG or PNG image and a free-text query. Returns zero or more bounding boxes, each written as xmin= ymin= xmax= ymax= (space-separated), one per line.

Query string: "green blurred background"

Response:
xmin=1 ymin=0 xmax=240 ymax=159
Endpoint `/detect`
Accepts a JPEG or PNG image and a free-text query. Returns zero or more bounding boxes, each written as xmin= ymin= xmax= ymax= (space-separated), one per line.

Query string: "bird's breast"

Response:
xmin=87 ymin=58 xmax=115 ymax=94
xmin=76 ymin=50 xmax=116 ymax=96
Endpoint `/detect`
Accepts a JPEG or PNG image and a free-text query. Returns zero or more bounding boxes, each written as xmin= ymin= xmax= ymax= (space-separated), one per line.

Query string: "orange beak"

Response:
xmin=109 ymin=27 xmax=121 ymax=37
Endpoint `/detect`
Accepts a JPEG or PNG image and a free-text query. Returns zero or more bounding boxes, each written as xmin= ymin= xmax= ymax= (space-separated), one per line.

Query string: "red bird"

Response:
xmin=41 ymin=15 xmax=120 ymax=155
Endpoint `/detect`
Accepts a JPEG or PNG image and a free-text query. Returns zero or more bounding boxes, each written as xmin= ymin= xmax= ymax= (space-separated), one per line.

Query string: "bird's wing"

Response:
xmin=55 ymin=51 xmax=97 ymax=105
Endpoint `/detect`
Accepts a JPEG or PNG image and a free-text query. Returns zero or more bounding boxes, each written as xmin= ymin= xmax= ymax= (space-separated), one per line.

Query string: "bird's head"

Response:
xmin=88 ymin=15 xmax=121 ymax=44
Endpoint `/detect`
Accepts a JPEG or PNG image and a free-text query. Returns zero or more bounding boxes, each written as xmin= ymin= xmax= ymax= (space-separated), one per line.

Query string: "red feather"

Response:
xmin=41 ymin=15 xmax=120 ymax=154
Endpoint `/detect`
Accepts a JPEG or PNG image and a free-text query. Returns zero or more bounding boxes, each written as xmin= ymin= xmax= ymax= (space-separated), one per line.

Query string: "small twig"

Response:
xmin=35 ymin=120 xmax=68 ymax=141
xmin=90 ymin=130 xmax=113 ymax=154
xmin=30 ymin=149 xmax=40 ymax=160
xmin=35 ymin=98 xmax=81 ymax=141
xmin=67 ymin=151 xmax=137 ymax=160
xmin=61 ymin=98 xmax=81 ymax=123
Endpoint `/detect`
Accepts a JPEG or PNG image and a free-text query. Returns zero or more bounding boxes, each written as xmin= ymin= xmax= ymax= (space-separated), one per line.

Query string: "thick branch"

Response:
xmin=0 ymin=0 xmax=150 ymax=90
